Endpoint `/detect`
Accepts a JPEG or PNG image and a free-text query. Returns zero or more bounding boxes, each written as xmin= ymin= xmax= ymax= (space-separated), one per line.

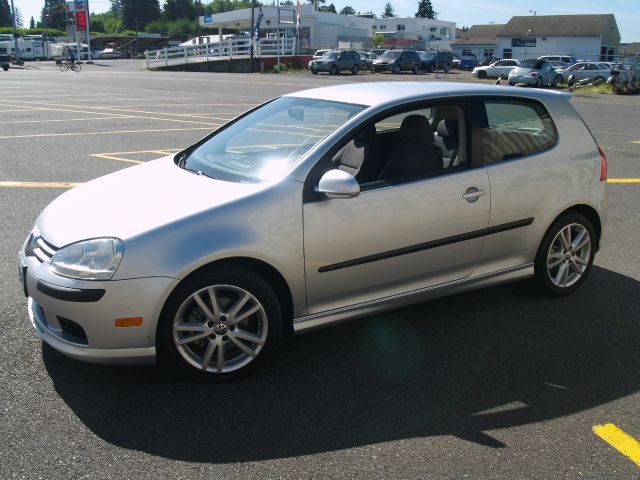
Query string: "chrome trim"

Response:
xmin=293 ymin=264 xmax=534 ymax=333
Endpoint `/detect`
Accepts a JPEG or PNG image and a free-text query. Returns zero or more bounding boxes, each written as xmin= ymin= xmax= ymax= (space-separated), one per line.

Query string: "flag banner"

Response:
xmin=296 ymin=0 xmax=300 ymax=33
xmin=252 ymin=7 xmax=264 ymax=41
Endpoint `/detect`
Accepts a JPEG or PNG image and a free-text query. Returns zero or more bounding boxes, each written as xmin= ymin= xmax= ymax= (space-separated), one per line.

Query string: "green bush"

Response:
xmin=0 ymin=27 xmax=65 ymax=37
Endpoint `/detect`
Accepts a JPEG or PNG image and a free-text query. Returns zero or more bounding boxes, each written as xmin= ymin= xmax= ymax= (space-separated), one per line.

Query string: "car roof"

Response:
xmin=284 ymin=82 xmax=570 ymax=108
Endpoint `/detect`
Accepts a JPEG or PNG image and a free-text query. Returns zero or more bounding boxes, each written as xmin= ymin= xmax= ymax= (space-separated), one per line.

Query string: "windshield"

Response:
xmin=380 ymin=51 xmax=401 ymax=59
xmin=182 ymin=97 xmax=366 ymax=183
xmin=520 ymin=59 xmax=543 ymax=69
xmin=420 ymin=52 xmax=436 ymax=60
xmin=321 ymin=51 xmax=338 ymax=59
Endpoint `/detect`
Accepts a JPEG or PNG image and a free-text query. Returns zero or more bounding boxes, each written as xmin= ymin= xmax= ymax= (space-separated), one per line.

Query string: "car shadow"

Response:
xmin=43 ymin=266 xmax=640 ymax=463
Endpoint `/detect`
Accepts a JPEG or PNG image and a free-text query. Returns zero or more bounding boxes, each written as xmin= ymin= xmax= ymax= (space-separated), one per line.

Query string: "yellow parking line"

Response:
xmin=607 ymin=179 xmax=640 ymax=183
xmin=0 ymin=181 xmax=80 ymax=189
xmin=631 ymin=141 xmax=640 ymax=144
xmin=90 ymin=148 xmax=183 ymax=164
xmin=593 ymin=424 xmax=640 ymax=467
xmin=90 ymin=154 xmax=144 ymax=164
xmin=0 ymin=127 xmax=213 ymax=140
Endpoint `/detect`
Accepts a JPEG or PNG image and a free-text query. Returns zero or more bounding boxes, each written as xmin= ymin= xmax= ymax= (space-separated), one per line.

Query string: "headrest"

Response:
xmin=353 ymin=123 xmax=376 ymax=147
xmin=437 ymin=119 xmax=458 ymax=139
xmin=400 ymin=115 xmax=434 ymax=144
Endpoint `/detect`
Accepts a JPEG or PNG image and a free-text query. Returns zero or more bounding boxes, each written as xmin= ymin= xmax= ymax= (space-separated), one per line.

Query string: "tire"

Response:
xmin=508 ymin=81 xmax=515 ymax=86
xmin=552 ymin=75 xmax=559 ymax=87
xmin=311 ymin=68 xmax=318 ymax=74
xmin=412 ymin=64 xmax=420 ymax=74
xmin=73 ymin=63 xmax=81 ymax=72
xmin=393 ymin=64 xmax=401 ymax=74
xmin=159 ymin=267 xmax=283 ymax=381
xmin=534 ymin=213 xmax=596 ymax=297
xmin=478 ymin=70 xmax=487 ymax=79
xmin=535 ymin=77 xmax=542 ymax=88
xmin=352 ymin=64 xmax=359 ymax=75
xmin=329 ymin=65 xmax=337 ymax=75
xmin=1 ymin=64 xmax=8 ymax=71
xmin=60 ymin=63 xmax=68 ymax=72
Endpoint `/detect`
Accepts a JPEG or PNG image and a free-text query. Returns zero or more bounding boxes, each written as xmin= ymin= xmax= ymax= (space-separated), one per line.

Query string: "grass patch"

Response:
xmin=570 ymin=83 xmax=614 ymax=95
xmin=265 ymin=62 xmax=298 ymax=74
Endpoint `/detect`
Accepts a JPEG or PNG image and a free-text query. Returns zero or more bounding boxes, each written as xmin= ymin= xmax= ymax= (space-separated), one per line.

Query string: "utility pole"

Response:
xmin=10 ymin=0 xmax=21 ymax=64
xmin=250 ymin=0 xmax=255 ymax=73
xmin=86 ymin=0 xmax=92 ymax=63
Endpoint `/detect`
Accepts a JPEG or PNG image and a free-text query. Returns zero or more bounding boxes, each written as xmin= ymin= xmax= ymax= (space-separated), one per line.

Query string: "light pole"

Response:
xmin=44 ymin=12 xmax=49 ymax=60
xmin=9 ymin=0 xmax=21 ymax=64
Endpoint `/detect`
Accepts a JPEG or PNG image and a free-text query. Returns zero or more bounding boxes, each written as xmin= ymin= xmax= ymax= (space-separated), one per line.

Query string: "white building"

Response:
xmin=199 ymin=5 xmax=373 ymax=51
xmin=198 ymin=7 xmax=456 ymax=51
xmin=496 ymin=14 xmax=620 ymax=61
xmin=372 ymin=17 xmax=456 ymax=50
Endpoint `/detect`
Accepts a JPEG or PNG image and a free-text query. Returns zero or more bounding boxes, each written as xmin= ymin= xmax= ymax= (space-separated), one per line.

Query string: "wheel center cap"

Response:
xmin=213 ymin=324 xmax=228 ymax=335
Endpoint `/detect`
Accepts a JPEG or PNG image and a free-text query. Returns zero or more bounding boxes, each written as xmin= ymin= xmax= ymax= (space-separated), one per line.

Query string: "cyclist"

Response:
xmin=66 ymin=48 xmax=77 ymax=68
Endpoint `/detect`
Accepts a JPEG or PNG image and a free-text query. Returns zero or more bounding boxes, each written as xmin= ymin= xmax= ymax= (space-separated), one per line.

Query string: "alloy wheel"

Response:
xmin=546 ymin=223 xmax=592 ymax=289
xmin=172 ymin=284 xmax=268 ymax=373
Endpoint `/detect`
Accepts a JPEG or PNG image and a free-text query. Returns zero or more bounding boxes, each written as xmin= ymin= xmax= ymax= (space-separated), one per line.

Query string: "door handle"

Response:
xmin=462 ymin=187 xmax=485 ymax=202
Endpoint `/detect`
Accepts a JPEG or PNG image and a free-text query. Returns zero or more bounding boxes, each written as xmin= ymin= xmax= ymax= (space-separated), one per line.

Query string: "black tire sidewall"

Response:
xmin=158 ymin=267 xmax=283 ymax=381
xmin=534 ymin=213 xmax=596 ymax=297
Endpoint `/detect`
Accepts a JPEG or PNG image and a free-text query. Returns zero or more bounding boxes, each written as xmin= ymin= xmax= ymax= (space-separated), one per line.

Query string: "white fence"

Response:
xmin=145 ymin=37 xmax=297 ymax=68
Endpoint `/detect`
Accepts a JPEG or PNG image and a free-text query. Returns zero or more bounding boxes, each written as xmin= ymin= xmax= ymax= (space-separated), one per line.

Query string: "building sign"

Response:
xmin=511 ymin=37 xmax=536 ymax=48
xmin=203 ymin=15 xmax=213 ymax=24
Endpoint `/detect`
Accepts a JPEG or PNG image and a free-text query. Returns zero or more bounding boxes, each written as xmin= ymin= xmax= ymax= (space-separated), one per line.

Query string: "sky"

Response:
xmin=13 ymin=0 xmax=640 ymax=42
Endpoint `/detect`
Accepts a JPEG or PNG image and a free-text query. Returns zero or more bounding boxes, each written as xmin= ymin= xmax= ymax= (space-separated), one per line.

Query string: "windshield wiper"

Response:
xmin=181 ymin=165 xmax=216 ymax=180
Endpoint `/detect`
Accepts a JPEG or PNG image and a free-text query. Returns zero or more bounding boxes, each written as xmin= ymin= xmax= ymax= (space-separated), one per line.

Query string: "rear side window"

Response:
xmin=482 ymin=99 xmax=557 ymax=164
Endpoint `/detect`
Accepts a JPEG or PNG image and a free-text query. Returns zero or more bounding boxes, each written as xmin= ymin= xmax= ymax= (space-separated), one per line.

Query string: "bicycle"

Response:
xmin=60 ymin=60 xmax=81 ymax=73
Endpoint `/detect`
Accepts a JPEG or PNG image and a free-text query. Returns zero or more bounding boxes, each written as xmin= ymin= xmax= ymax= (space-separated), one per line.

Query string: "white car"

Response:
xmin=472 ymin=59 xmax=520 ymax=79
xmin=558 ymin=62 xmax=610 ymax=85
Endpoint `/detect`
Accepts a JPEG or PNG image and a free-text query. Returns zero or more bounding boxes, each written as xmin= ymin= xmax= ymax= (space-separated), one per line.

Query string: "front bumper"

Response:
xmin=21 ymin=251 xmax=179 ymax=364
xmin=373 ymin=64 xmax=394 ymax=72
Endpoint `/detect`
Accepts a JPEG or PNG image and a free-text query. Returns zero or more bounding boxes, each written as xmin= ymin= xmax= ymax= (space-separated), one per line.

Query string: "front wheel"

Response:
xmin=1 ymin=64 xmax=8 ymax=71
xmin=534 ymin=214 xmax=596 ymax=296
xmin=552 ymin=75 xmax=559 ymax=87
xmin=393 ymin=64 xmax=401 ymax=74
xmin=329 ymin=65 xmax=337 ymax=75
xmin=311 ymin=68 xmax=318 ymax=74
xmin=159 ymin=267 xmax=283 ymax=381
xmin=352 ymin=64 xmax=359 ymax=75
xmin=412 ymin=64 xmax=420 ymax=74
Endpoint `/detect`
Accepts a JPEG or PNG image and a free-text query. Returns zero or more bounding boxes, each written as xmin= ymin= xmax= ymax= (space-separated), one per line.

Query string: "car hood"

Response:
xmin=37 ymin=156 xmax=267 ymax=248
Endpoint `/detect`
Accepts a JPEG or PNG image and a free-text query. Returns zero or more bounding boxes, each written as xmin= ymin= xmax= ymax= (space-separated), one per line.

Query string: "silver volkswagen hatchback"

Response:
xmin=19 ymin=82 xmax=607 ymax=380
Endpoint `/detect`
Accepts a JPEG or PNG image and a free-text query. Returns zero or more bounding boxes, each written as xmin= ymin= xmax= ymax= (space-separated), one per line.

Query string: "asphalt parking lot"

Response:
xmin=1 ymin=60 xmax=639 ymax=479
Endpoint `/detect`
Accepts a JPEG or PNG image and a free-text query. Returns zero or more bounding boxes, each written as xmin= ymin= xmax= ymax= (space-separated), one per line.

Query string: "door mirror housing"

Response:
xmin=316 ymin=169 xmax=360 ymax=198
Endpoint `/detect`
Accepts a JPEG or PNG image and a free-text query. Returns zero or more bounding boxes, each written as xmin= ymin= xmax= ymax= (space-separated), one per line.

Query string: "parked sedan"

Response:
xmin=472 ymin=59 xmax=520 ymax=79
xmin=561 ymin=62 xmax=610 ymax=85
xmin=20 ymin=82 xmax=607 ymax=381
xmin=508 ymin=58 xmax=559 ymax=87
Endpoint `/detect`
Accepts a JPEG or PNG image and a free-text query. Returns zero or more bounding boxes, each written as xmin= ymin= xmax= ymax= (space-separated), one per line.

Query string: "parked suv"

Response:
xmin=418 ymin=50 xmax=452 ymax=72
xmin=309 ymin=50 xmax=362 ymax=75
xmin=373 ymin=49 xmax=421 ymax=74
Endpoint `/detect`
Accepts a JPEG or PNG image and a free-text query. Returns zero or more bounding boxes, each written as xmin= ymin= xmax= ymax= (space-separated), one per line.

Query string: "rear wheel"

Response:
xmin=60 ymin=62 xmax=68 ymax=72
xmin=535 ymin=77 xmax=543 ymax=88
xmin=393 ymin=64 xmax=401 ymax=74
xmin=552 ymin=75 xmax=559 ymax=87
xmin=534 ymin=214 xmax=596 ymax=296
xmin=72 ymin=63 xmax=81 ymax=72
xmin=508 ymin=81 xmax=515 ymax=86
xmin=160 ymin=267 xmax=283 ymax=381
xmin=412 ymin=64 xmax=420 ymax=74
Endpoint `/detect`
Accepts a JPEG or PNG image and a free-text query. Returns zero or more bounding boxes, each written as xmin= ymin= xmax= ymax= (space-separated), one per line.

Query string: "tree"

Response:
xmin=415 ymin=0 xmax=434 ymax=19
xmin=164 ymin=0 xmax=198 ymax=21
xmin=318 ymin=3 xmax=336 ymax=13
xmin=14 ymin=6 xmax=24 ymax=28
xmin=29 ymin=16 xmax=35 ymax=28
xmin=40 ymin=0 xmax=67 ymax=30
xmin=121 ymin=0 xmax=160 ymax=30
xmin=203 ymin=0 xmax=252 ymax=14
xmin=110 ymin=0 xmax=123 ymax=15
xmin=339 ymin=6 xmax=355 ymax=15
xmin=381 ymin=2 xmax=395 ymax=18
xmin=0 ymin=0 xmax=11 ymax=27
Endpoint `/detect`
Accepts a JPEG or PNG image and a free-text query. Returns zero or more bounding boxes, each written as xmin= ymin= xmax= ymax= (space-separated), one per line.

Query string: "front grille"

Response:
xmin=57 ymin=316 xmax=88 ymax=344
xmin=25 ymin=234 xmax=58 ymax=263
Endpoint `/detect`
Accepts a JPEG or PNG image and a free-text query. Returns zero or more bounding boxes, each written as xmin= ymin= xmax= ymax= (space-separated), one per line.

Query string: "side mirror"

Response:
xmin=315 ymin=169 xmax=360 ymax=199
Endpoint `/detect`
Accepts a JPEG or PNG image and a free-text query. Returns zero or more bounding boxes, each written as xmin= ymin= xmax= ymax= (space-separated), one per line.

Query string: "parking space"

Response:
xmin=1 ymin=64 xmax=639 ymax=479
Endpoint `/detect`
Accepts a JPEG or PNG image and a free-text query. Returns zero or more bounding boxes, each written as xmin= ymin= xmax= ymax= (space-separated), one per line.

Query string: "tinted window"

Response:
xmin=482 ymin=99 xmax=557 ymax=164
xmin=520 ymin=59 xmax=543 ymax=69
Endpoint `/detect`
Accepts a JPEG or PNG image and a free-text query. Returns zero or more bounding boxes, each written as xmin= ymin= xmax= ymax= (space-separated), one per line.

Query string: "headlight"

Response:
xmin=50 ymin=238 xmax=124 ymax=281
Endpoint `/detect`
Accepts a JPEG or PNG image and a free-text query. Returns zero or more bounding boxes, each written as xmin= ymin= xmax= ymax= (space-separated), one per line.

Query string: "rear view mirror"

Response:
xmin=315 ymin=169 xmax=360 ymax=199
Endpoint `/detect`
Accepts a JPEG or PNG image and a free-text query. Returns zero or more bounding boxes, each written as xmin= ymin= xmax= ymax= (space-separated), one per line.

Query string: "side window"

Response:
xmin=482 ymin=99 xmax=557 ymax=164
xmin=330 ymin=104 xmax=466 ymax=186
